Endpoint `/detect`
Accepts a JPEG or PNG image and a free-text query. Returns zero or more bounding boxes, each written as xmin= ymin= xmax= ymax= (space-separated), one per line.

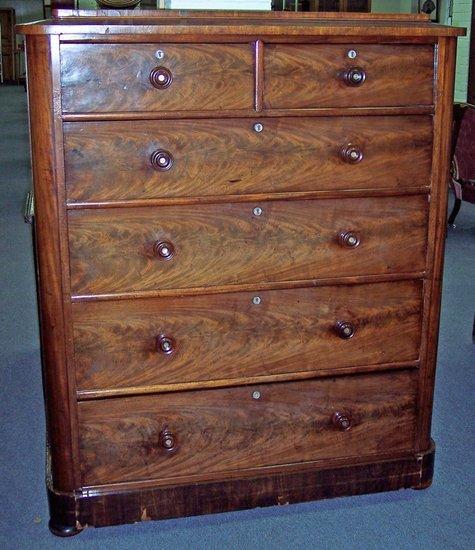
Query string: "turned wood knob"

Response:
xmin=151 ymin=149 xmax=173 ymax=171
xmin=342 ymin=66 xmax=366 ymax=86
xmin=332 ymin=411 xmax=352 ymax=431
xmin=340 ymin=144 xmax=364 ymax=164
xmin=154 ymin=240 xmax=175 ymax=261
xmin=159 ymin=429 xmax=176 ymax=451
xmin=338 ymin=230 xmax=360 ymax=248
xmin=335 ymin=321 xmax=356 ymax=340
xmin=150 ymin=66 xmax=173 ymax=89
xmin=156 ymin=334 xmax=176 ymax=355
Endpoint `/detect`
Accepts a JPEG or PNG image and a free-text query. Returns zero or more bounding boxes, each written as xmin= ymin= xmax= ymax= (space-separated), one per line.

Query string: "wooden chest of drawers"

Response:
xmin=18 ymin=9 xmax=464 ymax=536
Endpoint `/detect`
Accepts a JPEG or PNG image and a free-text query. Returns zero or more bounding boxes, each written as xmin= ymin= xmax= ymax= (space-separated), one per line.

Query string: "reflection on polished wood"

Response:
xmin=17 ymin=9 xmax=463 ymax=535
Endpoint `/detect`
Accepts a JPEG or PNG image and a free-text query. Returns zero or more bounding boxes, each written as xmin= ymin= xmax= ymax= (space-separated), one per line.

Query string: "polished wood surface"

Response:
xmin=16 ymin=10 xmax=465 ymax=37
xmin=64 ymin=116 xmax=433 ymax=202
xmin=415 ymin=37 xmax=458 ymax=452
xmin=73 ymin=281 xmax=422 ymax=394
xmin=68 ymin=195 xmax=428 ymax=296
xmin=74 ymin=443 xmax=435 ymax=526
xmin=17 ymin=9 xmax=462 ymax=535
xmin=26 ymin=35 xmax=79 ymax=492
xmin=61 ymin=43 xmax=254 ymax=113
xmin=264 ymin=44 xmax=434 ymax=109
xmin=78 ymin=370 xmax=417 ymax=485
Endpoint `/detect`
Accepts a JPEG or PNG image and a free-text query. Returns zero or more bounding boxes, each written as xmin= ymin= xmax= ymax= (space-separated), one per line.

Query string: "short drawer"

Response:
xmin=78 ymin=370 xmax=417 ymax=485
xmin=60 ymin=43 xmax=254 ymax=113
xmin=264 ymin=44 xmax=434 ymax=109
xmin=68 ymin=195 xmax=428 ymax=297
xmin=64 ymin=116 xmax=433 ymax=203
xmin=73 ymin=281 xmax=422 ymax=396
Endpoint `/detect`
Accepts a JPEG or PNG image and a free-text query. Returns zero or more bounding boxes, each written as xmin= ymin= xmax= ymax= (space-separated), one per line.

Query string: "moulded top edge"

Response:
xmin=16 ymin=10 xmax=465 ymax=37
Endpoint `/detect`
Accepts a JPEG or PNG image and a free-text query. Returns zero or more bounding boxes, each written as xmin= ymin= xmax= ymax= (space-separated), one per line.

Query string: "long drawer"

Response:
xmin=78 ymin=370 xmax=418 ymax=486
xmin=64 ymin=116 xmax=433 ymax=203
xmin=68 ymin=195 xmax=428 ymax=296
xmin=60 ymin=43 xmax=254 ymax=113
xmin=73 ymin=281 xmax=422 ymax=395
xmin=264 ymin=44 xmax=434 ymax=109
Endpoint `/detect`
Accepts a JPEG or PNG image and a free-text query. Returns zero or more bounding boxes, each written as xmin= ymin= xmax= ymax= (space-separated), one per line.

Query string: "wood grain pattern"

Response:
xmin=415 ymin=38 xmax=458 ymax=452
xmin=61 ymin=106 xmax=435 ymax=123
xmin=72 ymin=281 xmax=422 ymax=394
xmin=18 ymin=10 xmax=463 ymax=534
xmin=60 ymin=43 xmax=254 ymax=113
xmin=78 ymin=370 xmax=417 ymax=485
xmin=68 ymin=195 xmax=428 ymax=296
xmin=63 ymin=116 xmax=433 ymax=202
xmin=49 ymin=443 xmax=436 ymax=532
xmin=25 ymin=35 xmax=79 ymax=492
xmin=264 ymin=44 xmax=434 ymax=109
xmin=16 ymin=10 xmax=465 ymax=37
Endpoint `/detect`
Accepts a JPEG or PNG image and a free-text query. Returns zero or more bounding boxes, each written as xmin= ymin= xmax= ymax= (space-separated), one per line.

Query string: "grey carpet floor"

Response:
xmin=0 ymin=85 xmax=473 ymax=549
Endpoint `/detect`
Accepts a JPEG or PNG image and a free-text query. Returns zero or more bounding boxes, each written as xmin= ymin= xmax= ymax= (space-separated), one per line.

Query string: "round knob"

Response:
xmin=340 ymin=144 xmax=364 ymax=164
xmin=151 ymin=149 xmax=173 ymax=171
xmin=159 ymin=429 xmax=176 ymax=451
xmin=332 ymin=411 xmax=352 ymax=431
xmin=338 ymin=230 xmax=360 ymax=248
xmin=154 ymin=240 xmax=175 ymax=261
xmin=157 ymin=334 xmax=176 ymax=355
xmin=335 ymin=321 xmax=355 ymax=340
xmin=343 ymin=66 xmax=366 ymax=87
xmin=150 ymin=66 xmax=173 ymax=89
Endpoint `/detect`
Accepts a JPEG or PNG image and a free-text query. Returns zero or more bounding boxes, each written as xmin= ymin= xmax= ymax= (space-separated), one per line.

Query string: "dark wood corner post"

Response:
xmin=26 ymin=34 xmax=81 ymax=536
xmin=416 ymin=36 xmax=457 ymax=453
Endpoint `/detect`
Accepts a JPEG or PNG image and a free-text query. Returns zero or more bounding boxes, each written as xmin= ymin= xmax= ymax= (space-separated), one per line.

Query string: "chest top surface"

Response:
xmin=17 ymin=9 xmax=465 ymax=38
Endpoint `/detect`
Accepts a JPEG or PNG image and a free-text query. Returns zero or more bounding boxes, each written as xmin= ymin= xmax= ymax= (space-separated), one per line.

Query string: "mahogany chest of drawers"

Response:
xmin=18 ymin=9 xmax=464 ymax=536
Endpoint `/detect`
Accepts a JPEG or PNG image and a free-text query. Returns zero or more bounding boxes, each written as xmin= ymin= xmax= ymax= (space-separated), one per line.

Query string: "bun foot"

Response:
xmin=48 ymin=519 xmax=83 ymax=537
xmin=412 ymin=478 xmax=433 ymax=491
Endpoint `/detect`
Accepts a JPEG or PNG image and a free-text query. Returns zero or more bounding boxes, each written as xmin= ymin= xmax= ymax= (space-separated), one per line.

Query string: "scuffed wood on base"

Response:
xmin=46 ymin=442 xmax=435 ymax=532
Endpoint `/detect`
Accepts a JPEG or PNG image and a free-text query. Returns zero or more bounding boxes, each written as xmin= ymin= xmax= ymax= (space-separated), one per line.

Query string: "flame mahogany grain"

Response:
xmin=63 ymin=116 xmax=433 ymax=202
xmin=264 ymin=44 xmax=434 ymax=109
xmin=60 ymin=43 xmax=254 ymax=113
xmin=72 ymin=281 xmax=422 ymax=394
xmin=17 ymin=9 xmax=462 ymax=536
xmin=68 ymin=195 xmax=428 ymax=296
xmin=78 ymin=370 xmax=418 ymax=486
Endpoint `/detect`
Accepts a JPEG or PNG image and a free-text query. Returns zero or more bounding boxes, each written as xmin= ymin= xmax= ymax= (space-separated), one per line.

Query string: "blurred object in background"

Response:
xmin=0 ymin=7 xmax=15 ymax=82
xmin=419 ymin=0 xmax=439 ymax=22
xmin=96 ymin=0 xmax=142 ymax=8
xmin=272 ymin=0 xmax=371 ymax=11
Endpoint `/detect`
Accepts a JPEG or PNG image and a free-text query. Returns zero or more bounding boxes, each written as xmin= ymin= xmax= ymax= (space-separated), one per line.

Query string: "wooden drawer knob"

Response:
xmin=156 ymin=334 xmax=176 ymax=355
xmin=150 ymin=66 xmax=173 ymax=89
xmin=340 ymin=144 xmax=364 ymax=164
xmin=335 ymin=321 xmax=355 ymax=340
xmin=151 ymin=149 xmax=173 ymax=171
xmin=154 ymin=240 xmax=175 ymax=261
xmin=338 ymin=230 xmax=360 ymax=248
xmin=159 ymin=429 xmax=176 ymax=451
xmin=332 ymin=411 xmax=352 ymax=431
xmin=342 ymin=66 xmax=366 ymax=86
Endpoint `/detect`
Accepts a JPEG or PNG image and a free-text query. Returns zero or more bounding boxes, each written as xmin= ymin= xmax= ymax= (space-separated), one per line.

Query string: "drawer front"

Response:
xmin=60 ymin=44 xmax=254 ymax=113
xmin=64 ymin=116 xmax=433 ymax=202
xmin=78 ymin=370 xmax=417 ymax=485
xmin=68 ymin=196 xmax=428 ymax=296
xmin=73 ymin=281 xmax=422 ymax=394
xmin=264 ymin=44 xmax=434 ymax=109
